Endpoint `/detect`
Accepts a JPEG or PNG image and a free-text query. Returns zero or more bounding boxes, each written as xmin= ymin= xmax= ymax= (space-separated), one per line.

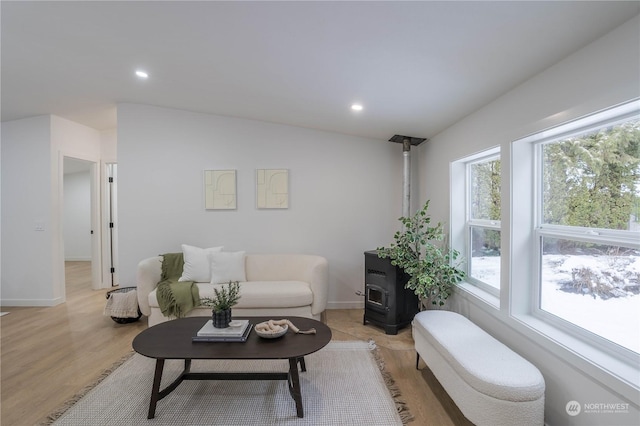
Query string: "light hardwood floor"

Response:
xmin=1 ymin=261 xmax=470 ymax=426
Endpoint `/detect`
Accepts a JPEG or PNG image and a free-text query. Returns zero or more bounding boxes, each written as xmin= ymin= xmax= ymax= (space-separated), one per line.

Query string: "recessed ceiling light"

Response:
xmin=351 ymin=104 xmax=363 ymax=111
xmin=135 ymin=70 xmax=149 ymax=79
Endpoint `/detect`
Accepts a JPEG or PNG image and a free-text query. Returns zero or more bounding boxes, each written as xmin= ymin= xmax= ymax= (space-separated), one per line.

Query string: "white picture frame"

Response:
xmin=256 ymin=169 xmax=289 ymax=209
xmin=204 ymin=170 xmax=237 ymax=210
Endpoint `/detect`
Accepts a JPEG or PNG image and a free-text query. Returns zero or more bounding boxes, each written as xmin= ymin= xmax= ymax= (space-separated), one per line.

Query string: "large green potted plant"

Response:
xmin=377 ymin=200 xmax=465 ymax=307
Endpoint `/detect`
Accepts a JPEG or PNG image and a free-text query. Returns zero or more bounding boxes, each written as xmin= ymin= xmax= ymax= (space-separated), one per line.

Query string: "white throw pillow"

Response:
xmin=209 ymin=251 xmax=246 ymax=284
xmin=179 ymin=244 xmax=224 ymax=282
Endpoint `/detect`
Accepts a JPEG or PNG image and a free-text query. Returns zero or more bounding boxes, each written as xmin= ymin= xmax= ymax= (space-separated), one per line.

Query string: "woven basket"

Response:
xmin=105 ymin=287 xmax=142 ymax=324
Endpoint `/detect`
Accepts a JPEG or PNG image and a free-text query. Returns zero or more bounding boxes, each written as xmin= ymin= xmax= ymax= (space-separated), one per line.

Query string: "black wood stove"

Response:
xmin=363 ymin=250 xmax=419 ymax=335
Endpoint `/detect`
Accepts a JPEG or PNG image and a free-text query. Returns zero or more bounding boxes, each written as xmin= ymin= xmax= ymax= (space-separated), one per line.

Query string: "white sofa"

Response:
xmin=137 ymin=254 xmax=329 ymax=327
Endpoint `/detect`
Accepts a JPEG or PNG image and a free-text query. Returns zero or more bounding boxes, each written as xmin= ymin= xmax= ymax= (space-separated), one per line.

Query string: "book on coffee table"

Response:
xmin=192 ymin=320 xmax=252 ymax=342
xmin=197 ymin=319 xmax=250 ymax=336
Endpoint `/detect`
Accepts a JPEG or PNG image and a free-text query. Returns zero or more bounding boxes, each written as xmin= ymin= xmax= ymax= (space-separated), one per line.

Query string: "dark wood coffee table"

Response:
xmin=132 ymin=316 xmax=332 ymax=419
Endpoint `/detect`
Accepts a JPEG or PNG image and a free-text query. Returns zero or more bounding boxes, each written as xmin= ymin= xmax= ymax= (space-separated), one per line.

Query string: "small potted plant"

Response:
xmin=200 ymin=281 xmax=241 ymax=328
xmin=377 ymin=200 xmax=465 ymax=307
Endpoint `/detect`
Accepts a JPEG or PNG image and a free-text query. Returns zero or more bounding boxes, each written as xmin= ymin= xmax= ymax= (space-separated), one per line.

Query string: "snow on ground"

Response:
xmin=470 ymin=257 xmax=500 ymax=288
xmin=471 ymin=255 xmax=639 ymax=353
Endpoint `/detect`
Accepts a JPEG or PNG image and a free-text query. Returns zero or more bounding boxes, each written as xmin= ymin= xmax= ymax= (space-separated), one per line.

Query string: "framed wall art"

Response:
xmin=256 ymin=169 xmax=289 ymax=209
xmin=204 ymin=170 xmax=237 ymax=210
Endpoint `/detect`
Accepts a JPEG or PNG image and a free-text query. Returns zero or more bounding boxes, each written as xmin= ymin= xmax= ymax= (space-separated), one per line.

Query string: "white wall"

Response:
xmin=1 ymin=115 xmax=102 ymax=305
xmin=117 ymin=103 xmax=406 ymax=305
xmin=100 ymin=128 xmax=117 ymax=163
xmin=1 ymin=116 xmax=55 ymax=304
xmin=63 ymin=171 xmax=91 ymax=260
xmin=418 ymin=16 xmax=640 ymax=426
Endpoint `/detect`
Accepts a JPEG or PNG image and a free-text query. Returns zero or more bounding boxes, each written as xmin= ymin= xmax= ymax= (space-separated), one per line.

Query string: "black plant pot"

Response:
xmin=212 ymin=308 xmax=232 ymax=328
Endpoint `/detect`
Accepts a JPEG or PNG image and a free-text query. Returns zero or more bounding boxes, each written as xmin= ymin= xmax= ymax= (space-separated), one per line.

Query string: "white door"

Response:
xmin=104 ymin=163 xmax=119 ymax=286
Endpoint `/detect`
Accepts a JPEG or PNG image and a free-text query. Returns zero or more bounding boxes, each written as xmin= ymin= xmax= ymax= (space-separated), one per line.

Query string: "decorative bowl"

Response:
xmin=255 ymin=322 xmax=288 ymax=339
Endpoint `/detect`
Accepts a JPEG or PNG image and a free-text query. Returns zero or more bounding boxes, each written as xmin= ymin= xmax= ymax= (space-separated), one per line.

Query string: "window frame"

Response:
xmin=466 ymin=154 xmax=502 ymax=297
xmin=519 ymin=100 xmax=640 ymax=363
xmin=450 ymin=147 xmax=502 ymax=302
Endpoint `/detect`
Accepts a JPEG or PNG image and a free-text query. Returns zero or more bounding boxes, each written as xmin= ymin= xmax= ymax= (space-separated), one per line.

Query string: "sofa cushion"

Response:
xmin=148 ymin=281 xmax=313 ymax=310
xmin=179 ymin=244 xmax=223 ymax=282
xmin=204 ymin=281 xmax=313 ymax=308
xmin=209 ymin=251 xmax=246 ymax=284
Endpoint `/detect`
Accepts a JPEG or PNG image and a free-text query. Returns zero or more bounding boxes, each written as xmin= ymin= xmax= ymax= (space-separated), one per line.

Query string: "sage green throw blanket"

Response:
xmin=156 ymin=252 xmax=200 ymax=318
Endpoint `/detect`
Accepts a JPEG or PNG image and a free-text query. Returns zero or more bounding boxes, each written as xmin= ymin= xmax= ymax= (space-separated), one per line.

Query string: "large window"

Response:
xmin=535 ymin=111 xmax=640 ymax=355
xmin=451 ymin=148 xmax=502 ymax=300
xmin=467 ymin=156 xmax=501 ymax=295
xmin=452 ymin=100 xmax=640 ymax=396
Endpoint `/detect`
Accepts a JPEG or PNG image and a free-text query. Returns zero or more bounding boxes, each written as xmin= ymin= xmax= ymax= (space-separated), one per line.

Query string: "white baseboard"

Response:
xmin=65 ymin=257 xmax=91 ymax=261
xmin=0 ymin=297 xmax=64 ymax=307
xmin=327 ymin=301 xmax=364 ymax=309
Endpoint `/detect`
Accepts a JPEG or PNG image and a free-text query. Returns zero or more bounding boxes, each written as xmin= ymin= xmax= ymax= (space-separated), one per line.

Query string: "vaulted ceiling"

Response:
xmin=2 ymin=1 xmax=638 ymax=140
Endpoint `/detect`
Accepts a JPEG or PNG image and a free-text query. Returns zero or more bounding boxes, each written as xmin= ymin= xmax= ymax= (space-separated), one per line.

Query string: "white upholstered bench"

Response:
xmin=413 ymin=310 xmax=545 ymax=426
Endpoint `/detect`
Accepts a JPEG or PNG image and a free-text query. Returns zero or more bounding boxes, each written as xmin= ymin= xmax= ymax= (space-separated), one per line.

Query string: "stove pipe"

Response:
xmin=389 ymin=135 xmax=427 ymax=217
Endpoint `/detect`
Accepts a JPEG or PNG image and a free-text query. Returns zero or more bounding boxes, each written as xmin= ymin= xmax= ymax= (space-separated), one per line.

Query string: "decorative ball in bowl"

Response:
xmin=255 ymin=321 xmax=288 ymax=339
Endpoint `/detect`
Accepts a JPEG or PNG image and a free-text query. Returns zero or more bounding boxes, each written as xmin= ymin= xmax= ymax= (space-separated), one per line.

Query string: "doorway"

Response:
xmin=62 ymin=156 xmax=100 ymax=292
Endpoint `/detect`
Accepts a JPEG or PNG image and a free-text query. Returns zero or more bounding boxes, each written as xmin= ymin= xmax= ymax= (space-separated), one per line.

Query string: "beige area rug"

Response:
xmin=46 ymin=341 xmax=412 ymax=426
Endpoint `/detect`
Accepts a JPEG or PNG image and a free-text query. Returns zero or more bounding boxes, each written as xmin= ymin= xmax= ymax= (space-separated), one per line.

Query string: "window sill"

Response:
xmin=510 ymin=313 xmax=640 ymax=401
xmin=454 ymin=281 xmax=500 ymax=309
